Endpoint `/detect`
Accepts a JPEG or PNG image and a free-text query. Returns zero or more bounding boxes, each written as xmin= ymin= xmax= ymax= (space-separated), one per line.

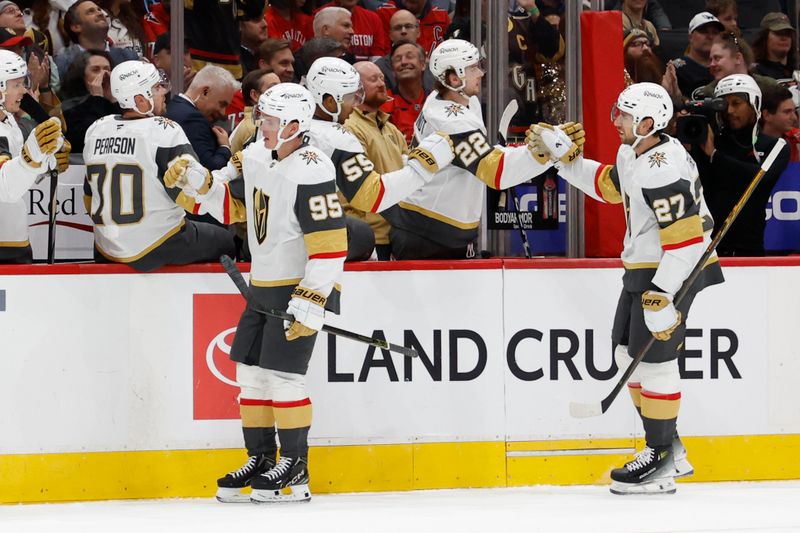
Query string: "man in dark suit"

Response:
xmin=165 ymin=64 xmax=239 ymax=170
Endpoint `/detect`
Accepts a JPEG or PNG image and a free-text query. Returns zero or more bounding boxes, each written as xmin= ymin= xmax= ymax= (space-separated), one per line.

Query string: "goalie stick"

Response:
xmin=569 ymin=138 xmax=788 ymax=418
xmin=497 ymin=100 xmax=532 ymax=259
xmin=220 ymin=255 xmax=419 ymax=358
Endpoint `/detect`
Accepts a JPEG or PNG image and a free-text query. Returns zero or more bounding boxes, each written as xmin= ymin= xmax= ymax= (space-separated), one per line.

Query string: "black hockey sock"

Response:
xmin=274 ymin=398 xmax=312 ymax=459
xmin=240 ymin=399 xmax=277 ymax=457
xmin=243 ymin=427 xmax=277 ymax=457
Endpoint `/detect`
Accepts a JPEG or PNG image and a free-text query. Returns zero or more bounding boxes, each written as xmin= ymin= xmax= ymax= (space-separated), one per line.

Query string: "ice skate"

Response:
xmin=216 ymin=454 xmax=275 ymax=503
xmin=250 ymin=456 xmax=311 ymax=503
xmin=610 ymin=446 xmax=676 ymax=495
xmin=672 ymin=436 xmax=694 ymax=478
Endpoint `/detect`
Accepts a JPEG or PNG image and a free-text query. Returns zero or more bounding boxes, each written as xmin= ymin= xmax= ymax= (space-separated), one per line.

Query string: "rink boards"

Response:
xmin=1 ymin=258 xmax=799 ymax=503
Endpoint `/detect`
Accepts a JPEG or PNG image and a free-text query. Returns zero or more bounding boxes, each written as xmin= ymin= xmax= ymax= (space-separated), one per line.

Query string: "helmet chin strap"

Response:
xmin=442 ymin=77 xmax=466 ymax=94
xmin=272 ymin=124 xmax=303 ymax=153
xmin=321 ymin=100 xmax=342 ymax=124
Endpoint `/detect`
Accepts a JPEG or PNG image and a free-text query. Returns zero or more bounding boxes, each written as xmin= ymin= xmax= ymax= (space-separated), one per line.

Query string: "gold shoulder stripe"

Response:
xmin=348 ymin=170 xmax=384 ymax=213
xmin=475 ymin=148 xmax=505 ymax=189
xmin=659 ymin=214 xmax=703 ymax=248
xmin=227 ymin=187 xmax=247 ymax=224
xmin=305 ymin=228 xmax=348 ymax=257
xmin=595 ymin=165 xmax=622 ymax=204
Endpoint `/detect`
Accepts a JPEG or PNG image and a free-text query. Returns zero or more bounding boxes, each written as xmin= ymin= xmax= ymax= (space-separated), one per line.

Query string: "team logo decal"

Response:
xmin=153 ymin=116 xmax=175 ymax=129
xmin=252 ymin=188 xmax=269 ymax=244
xmin=648 ymin=151 xmax=667 ymax=168
xmin=299 ymin=150 xmax=321 ymax=165
xmin=444 ymin=103 xmax=464 ymax=117
xmin=332 ymin=123 xmax=349 ymax=134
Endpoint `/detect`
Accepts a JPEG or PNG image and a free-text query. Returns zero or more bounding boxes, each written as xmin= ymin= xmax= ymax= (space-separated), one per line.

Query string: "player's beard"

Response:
xmin=624 ymin=51 xmax=666 ymax=85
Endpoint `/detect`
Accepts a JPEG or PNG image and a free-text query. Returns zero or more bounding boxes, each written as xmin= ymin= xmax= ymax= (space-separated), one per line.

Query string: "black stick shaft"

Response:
xmin=220 ymin=255 xmax=418 ymax=358
xmin=47 ymin=168 xmax=58 ymax=264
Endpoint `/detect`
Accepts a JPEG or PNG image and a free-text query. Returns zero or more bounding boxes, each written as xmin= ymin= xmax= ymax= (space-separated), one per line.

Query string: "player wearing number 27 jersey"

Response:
xmin=83 ymin=61 xmax=234 ymax=271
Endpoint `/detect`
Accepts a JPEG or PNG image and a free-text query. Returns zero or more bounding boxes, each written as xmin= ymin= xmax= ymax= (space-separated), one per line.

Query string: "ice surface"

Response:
xmin=2 ymin=481 xmax=800 ymax=533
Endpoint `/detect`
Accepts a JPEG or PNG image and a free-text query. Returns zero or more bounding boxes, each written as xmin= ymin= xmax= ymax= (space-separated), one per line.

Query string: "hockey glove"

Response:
xmin=408 ymin=131 xmax=454 ymax=179
xmin=22 ymin=117 xmax=63 ymax=171
xmin=559 ymin=122 xmax=586 ymax=149
xmin=55 ymin=138 xmax=71 ymax=173
xmin=285 ymin=286 xmax=326 ymax=341
xmin=526 ymin=123 xmax=582 ymax=164
xmin=164 ymin=155 xmax=212 ymax=194
xmin=641 ymin=290 xmax=682 ymax=341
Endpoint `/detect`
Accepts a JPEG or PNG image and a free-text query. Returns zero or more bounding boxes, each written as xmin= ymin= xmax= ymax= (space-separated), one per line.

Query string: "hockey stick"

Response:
xmin=569 ymin=138 xmax=787 ymax=418
xmin=220 ymin=255 xmax=419 ymax=358
xmin=497 ymin=100 xmax=532 ymax=259
xmin=46 ymin=167 xmax=58 ymax=264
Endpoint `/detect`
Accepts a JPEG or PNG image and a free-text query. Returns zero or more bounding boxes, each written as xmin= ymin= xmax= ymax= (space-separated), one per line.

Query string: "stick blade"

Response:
xmin=569 ymin=401 xmax=603 ymax=419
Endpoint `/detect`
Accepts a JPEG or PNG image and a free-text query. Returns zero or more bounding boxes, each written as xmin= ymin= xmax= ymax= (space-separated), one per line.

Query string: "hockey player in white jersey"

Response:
xmin=530 ymin=82 xmax=724 ymax=494
xmin=165 ymin=84 xmax=344 ymax=504
xmin=0 ymin=49 xmax=68 ymax=263
xmin=83 ymin=60 xmax=234 ymax=271
xmin=389 ymin=39 xmax=558 ymax=259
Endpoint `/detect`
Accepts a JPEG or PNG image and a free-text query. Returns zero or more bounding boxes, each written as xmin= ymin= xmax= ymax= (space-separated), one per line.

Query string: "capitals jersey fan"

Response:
xmin=377 ymin=1 xmax=450 ymax=56
xmin=83 ymin=115 xmax=199 ymax=262
xmin=557 ymin=135 xmax=724 ymax=293
xmin=317 ymin=3 xmax=390 ymax=60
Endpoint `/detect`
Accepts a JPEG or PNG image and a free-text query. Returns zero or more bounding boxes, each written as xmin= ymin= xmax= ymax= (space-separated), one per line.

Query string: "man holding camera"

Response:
xmin=689 ymin=74 xmax=790 ymax=256
xmin=530 ymin=82 xmax=723 ymax=494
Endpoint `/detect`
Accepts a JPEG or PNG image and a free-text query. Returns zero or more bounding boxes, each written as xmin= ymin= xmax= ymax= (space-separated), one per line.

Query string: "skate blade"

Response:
xmin=215 ymin=487 xmax=252 ymax=503
xmin=673 ymin=457 xmax=694 ymax=478
xmin=251 ymin=484 xmax=312 ymax=503
xmin=609 ymin=477 xmax=676 ymax=495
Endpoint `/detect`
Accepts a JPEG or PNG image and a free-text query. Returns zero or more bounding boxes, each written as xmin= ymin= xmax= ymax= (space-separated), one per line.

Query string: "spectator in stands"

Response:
xmin=0 ymin=1 xmax=25 ymax=34
xmin=21 ymin=0 xmax=69 ymax=55
xmin=623 ymin=28 xmax=664 ymax=85
xmin=381 ymin=41 xmax=427 ymax=143
xmin=667 ymin=12 xmax=724 ymax=98
xmin=264 ymin=0 xmax=313 ymax=52
xmin=142 ymin=0 xmax=169 ymax=59
xmin=691 ymin=74 xmax=790 ymax=256
xmin=706 ymin=0 xmax=739 ymax=36
xmin=0 ymin=28 xmax=61 ymax=124
xmin=752 ymin=13 xmax=796 ymax=81
xmin=184 ymin=0 xmax=265 ymax=81
xmin=317 ymin=0 xmax=388 ymax=61
xmin=166 ymin=65 xmax=239 ymax=171
xmin=761 ymin=85 xmax=800 ymax=161
xmin=293 ymin=35 xmax=346 ymax=83
xmin=151 ymin=31 xmax=195 ymax=91
xmin=58 ymin=49 xmax=121 ymax=153
xmin=312 ymin=7 xmax=354 ymax=60
xmin=695 ymin=32 xmax=777 ymax=97
xmin=376 ymin=0 xmax=449 ymax=57
xmin=56 ymin=0 xmax=138 ymax=78
xmin=257 ymin=38 xmax=295 ymax=82
xmin=620 ymin=0 xmax=660 ymax=47
xmin=229 ymin=68 xmax=280 ymax=153
xmin=96 ymin=0 xmax=145 ymax=57
xmin=374 ymin=9 xmax=434 ymax=93
xmin=610 ymin=0 xmax=671 ymax=30
xmin=240 ymin=14 xmax=267 ymax=76
xmin=345 ymin=61 xmax=408 ymax=260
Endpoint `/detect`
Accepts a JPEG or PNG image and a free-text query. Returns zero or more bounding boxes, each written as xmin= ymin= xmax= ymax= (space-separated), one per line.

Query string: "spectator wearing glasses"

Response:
xmin=623 ymin=28 xmax=664 ymax=85
xmin=752 ymin=12 xmax=797 ymax=81
xmin=373 ymin=9 xmax=434 ymax=94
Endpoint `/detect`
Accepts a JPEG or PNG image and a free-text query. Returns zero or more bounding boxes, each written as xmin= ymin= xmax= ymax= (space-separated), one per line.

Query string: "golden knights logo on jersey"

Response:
xmin=253 ymin=188 xmax=269 ymax=244
xmin=299 ymin=150 xmax=321 ymax=165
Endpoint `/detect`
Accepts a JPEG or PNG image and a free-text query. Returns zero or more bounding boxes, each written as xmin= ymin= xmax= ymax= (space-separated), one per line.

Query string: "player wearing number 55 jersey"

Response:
xmin=83 ymin=61 xmax=234 ymax=271
xmin=531 ymin=83 xmax=724 ymax=495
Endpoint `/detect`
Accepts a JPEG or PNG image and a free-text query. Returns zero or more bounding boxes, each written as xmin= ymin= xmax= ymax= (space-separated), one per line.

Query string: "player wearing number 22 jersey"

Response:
xmin=83 ymin=61 xmax=234 ymax=271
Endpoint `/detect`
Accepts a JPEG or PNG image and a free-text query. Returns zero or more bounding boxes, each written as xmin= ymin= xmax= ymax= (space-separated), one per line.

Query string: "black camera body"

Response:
xmin=674 ymin=97 xmax=726 ymax=146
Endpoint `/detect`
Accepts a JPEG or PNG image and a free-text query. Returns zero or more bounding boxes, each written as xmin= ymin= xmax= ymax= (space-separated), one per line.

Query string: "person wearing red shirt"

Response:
xmin=143 ymin=1 xmax=169 ymax=59
xmin=377 ymin=0 xmax=450 ymax=57
xmin=381 ymin=41 xmax=427 ymax=143
xmin=317 ymin=0 xmax=390 ymax=60
xmin=265 ymin=0 xmax=313 ymax=52
xmin=761 ymin=85 xmax=800 ymax=161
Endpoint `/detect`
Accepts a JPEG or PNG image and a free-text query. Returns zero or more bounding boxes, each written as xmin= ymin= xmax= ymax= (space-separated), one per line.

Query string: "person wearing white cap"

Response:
xmin=670 ymin=12 xmax=724 ymax=97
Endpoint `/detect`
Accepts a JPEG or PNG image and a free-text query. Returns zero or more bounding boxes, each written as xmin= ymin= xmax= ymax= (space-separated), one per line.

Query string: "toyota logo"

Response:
xmin=206 ymin=327 xmax=239 ymax=387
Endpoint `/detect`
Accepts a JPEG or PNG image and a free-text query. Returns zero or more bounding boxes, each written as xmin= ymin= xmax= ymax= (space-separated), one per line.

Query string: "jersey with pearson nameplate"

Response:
xmin=83 ymin=115 xmax=199 ymax=262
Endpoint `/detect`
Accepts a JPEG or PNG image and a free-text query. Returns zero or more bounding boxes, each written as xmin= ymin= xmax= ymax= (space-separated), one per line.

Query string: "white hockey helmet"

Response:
xmin=305 ymin=57 xmax=364 ymax=123
xmin=255 ymin=82 xmax=315 ymax=150
xmin=0 ymin=49 xmax=29 ymax=108
xmin=612 ymin=82 xmax=673 ymax=146
xmin=429 ymin=38 xmax=482 ymax=92
xmin=714 ymin=74 xmax=763 ymax=153
xmin=111 ymin=60 xmax=170 ymax=115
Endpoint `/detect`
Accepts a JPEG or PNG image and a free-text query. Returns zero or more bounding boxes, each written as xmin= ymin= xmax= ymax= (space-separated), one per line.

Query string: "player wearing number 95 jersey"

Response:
xmin=83 ymin=61 xmax=234 ymax=271
xmin=531 ymin=83 xmax=725 ymax=495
